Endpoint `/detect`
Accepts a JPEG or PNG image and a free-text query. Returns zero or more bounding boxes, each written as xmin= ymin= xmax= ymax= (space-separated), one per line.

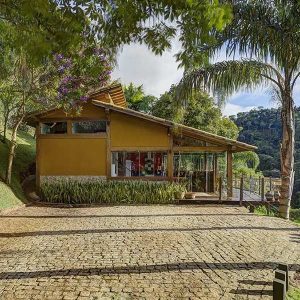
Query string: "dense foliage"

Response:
xmin=231 ymin=107 xmax=300 ymax=207
xmin=254 ymin=205 xmax=278 ymax=217
xmin=153 ymin=88 xmax=239 ymax=139
xmin=41 ymin=180 xmax=186 ymax=204
xmin=231 ymin=108 xmax=283 ymax=176
xmin=124 ymin=83 xmax=155 ymax=113
xmin=65 ymin=0 xmax=232 ymax=55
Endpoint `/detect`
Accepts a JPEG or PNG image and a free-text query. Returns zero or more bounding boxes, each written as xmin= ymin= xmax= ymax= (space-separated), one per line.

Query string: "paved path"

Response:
xmin=0 ymin=205 xmax=299 ymax=300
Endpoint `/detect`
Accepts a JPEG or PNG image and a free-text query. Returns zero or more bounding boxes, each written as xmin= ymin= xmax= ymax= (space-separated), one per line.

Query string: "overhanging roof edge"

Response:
xmin=91 ymin=100 xmax=257 ymax=152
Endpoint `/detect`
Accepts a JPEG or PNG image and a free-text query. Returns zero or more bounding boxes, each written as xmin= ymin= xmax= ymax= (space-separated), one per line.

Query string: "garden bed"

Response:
xmin=40 ymin=180 xmax=186 ymax=205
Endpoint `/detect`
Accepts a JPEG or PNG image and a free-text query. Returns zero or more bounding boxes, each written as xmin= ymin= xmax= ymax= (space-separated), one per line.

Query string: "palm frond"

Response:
xmin=176 ymin=60 xmax=279 ymax=101
xmin=223 ymin=0 xmax=300 ymax=67
xmin=178 ymin=0 xmax=300 ymax=74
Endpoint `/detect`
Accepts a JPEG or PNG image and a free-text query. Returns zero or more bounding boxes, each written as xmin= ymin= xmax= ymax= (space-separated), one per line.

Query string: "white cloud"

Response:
xmin=112 ymin=41 xmax=183 ymax=97
xmin=112 ymin=41 xmax=300 ymax=115
xmin=222 ymin=103 xmax=256 ymax=116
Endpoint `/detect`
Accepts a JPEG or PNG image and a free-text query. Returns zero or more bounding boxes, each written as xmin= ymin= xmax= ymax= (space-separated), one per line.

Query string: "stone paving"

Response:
xmin=0 ymin=205 xmax=299 ymax=300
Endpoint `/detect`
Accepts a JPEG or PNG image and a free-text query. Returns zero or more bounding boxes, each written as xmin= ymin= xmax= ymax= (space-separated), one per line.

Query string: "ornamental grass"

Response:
xmin=40 ymin=180 xmax=186 ymax=205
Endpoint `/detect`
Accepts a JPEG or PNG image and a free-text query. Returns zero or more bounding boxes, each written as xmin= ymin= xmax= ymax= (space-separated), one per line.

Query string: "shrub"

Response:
xmin=254 ymin=205 xmax=278 ymax=217
xmin=40 ymin=180 xmax=186 ymax=205
xmin=290 ymin=209 xmax=300 ymax=224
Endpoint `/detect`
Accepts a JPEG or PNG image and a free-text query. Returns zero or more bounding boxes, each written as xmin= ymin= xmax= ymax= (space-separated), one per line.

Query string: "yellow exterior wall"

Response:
xmin=39 ymin=138 xmax=107 ymax=176
xmin=37 ymin=102 xmax=170 ymax=178
xmin=41 ymin=101 xmax=106 ymax=119
xmin=110 ymin=112 xmax=169 ymax=147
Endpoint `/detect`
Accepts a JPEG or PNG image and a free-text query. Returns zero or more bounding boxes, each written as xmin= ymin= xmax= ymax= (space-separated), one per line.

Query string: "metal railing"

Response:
xmin=216 ymin=175 xmax=281 ymax=208
xmin=234 ymin=175 xmax=281 ymax=199
xmin=232 ymin=175 xmax=281 ymax=214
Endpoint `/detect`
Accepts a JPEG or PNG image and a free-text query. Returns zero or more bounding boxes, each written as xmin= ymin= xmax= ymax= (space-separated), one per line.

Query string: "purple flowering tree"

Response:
xmin=4 ymin=46 xmax=112 ymax=184
xmin=40 ymin=46 xmax=112 ymax=112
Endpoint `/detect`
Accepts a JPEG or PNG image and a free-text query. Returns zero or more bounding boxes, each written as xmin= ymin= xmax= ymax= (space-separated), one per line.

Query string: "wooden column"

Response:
xmin=213 ymin=154 xmax=218 ymax=193
xmin=167 ymin=128 xmax=174 ymax=181
xmin=105 ymin=109 xmax=111 ymax=178
xmin=227 ymin=150 xmax=233 ymax=199
xmin=36 ymin=124 xmax=41 ymax=193
xmin=261 ymin=177 xmax=265 ymax=201
xmin=239 ymin=175 xmax=244 ymax=205
xmin=204 ymin=153 xmax=208 ymax=192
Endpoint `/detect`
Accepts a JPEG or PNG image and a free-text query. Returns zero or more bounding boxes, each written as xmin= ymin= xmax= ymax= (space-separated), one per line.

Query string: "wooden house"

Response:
xmin=27 ymin=83 xmax=256 ymax=199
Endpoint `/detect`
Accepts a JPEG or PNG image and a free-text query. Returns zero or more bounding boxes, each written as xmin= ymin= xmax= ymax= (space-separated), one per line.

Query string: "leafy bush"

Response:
xmin=254 ymin=205 xmax=278 ymax=217
xmin=40 ymin=180 xmax=186 ymax=205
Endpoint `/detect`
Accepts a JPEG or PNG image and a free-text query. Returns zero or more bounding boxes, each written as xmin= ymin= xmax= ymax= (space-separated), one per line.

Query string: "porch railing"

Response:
xmin=217 ymin=175 xmax=281 ymax=204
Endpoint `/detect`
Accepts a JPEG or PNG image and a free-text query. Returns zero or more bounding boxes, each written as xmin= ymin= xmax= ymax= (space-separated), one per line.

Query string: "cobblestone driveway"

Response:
xmin=0 ymin=205 xmax=299 ymax=300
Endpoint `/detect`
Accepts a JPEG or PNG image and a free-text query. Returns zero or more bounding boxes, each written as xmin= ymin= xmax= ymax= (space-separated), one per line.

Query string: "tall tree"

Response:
xmin=152 ymin=86 xmax=239 ymax=139
xmin=125 ymin=83 xmax=156 ymax=113
xmin=177 ymin=0 xmax=300 ymax=219
xmin=0 ymin=84 xmax=18 ymax=143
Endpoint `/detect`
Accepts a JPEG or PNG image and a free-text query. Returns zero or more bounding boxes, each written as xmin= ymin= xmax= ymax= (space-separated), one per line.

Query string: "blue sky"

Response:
xmin=112 ymin=42 xmax=300 ymax=116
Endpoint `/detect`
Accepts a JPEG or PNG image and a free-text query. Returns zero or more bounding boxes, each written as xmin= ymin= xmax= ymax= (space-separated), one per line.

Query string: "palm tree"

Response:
xmin=176 ymin=0 xmax=300 ymax=219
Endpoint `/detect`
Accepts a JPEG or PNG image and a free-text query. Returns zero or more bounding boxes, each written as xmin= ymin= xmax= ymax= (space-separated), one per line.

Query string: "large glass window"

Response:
xmin=173 ymin=153 xmax=214 ymax=175
xmin=41 ymin=122 xmax=67 ymax=134
xmin=72 ymin=120 xmax=106 ymax=134
xmin=173 ymin=152 xmax=215 ymax=192
xmin=111 ymin=151 xmax=168 ymax=177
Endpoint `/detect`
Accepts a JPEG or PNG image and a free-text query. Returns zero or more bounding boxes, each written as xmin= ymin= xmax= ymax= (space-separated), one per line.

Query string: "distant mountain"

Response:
xmin=230 ymin=107 xmax=300 ymax=205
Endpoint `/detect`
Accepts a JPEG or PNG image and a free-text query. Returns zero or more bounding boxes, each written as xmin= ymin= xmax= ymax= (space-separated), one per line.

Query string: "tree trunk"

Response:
xmin=279 ymin=92 xmax=295 ymax=219
xmin=5 ymin=115 xmax=25 ymax=185
xmin=2 ymin=112 xmax=8 ymax=143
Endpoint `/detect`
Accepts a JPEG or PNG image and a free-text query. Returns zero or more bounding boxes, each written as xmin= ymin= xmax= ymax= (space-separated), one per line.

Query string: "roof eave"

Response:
xmin=91 ymin=100 xmax=257 ymax=152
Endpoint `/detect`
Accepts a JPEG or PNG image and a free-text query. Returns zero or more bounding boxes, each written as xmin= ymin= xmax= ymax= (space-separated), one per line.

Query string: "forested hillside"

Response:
xmin=230 ymin=107 xmax=300 ymax=203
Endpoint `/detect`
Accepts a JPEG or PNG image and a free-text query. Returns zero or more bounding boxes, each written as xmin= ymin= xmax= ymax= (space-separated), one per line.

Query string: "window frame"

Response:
xmin=39 ymin=121 xmax=68 ymax=136
xmin=38 ymin=119 xmax=108 ymax=138
xmin=71 ymin=120 xmax=107 ymax=135
xmin=110 ymin=151 xmax=168 ymax=179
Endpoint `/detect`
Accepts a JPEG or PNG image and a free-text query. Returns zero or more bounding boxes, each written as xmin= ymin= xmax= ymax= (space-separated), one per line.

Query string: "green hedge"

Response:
xmin=40 ymin=180 xmax=186 ymax=205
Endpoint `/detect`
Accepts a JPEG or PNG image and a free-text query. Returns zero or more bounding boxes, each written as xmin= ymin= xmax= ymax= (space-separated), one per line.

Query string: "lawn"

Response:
xmin=0 ymin=128 xmax=36 ymax=209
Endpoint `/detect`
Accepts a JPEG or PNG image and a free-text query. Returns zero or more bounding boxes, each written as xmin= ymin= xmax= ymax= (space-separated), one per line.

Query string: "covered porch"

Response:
xmin=168 ymin=125 xmax=257 ymax=200
xmin=170 ymin=150 xmax=232 ymax=200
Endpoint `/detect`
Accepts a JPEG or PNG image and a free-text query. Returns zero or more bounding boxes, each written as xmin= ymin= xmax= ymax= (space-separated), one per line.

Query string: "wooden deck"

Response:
xmin=178 ymin=189 xmax=279 ymax=208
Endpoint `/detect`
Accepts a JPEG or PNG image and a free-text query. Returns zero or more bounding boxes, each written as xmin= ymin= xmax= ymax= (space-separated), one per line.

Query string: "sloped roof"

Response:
xmin=91 ymin=100 xmax=257 ymax=152
xmin=25 ymin=84 xmax=256 ymax=152
xmin=26 ymin=83 xmax=126 ymax=122
xmin=88 ymin=83 xmax=126 ymax=107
